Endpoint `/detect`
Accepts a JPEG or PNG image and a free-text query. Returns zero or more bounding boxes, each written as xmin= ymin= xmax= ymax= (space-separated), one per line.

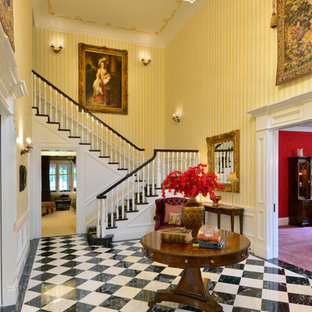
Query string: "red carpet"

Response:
xmin=278 ymin=225 xmax=312 ymax=272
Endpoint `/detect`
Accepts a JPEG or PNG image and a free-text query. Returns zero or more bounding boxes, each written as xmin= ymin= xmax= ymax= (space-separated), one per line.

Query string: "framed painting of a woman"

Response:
xmin=79 ymin=43 xmax=128 ymax=114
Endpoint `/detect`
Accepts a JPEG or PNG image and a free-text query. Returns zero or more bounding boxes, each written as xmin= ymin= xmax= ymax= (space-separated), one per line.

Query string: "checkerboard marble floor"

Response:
xmin=20 ymin=235 xmax=312 ymax=312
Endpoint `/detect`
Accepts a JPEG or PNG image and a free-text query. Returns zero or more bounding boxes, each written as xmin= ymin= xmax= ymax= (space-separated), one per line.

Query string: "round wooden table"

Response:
xmin=141 ymin=229 xmax=250 ymax=312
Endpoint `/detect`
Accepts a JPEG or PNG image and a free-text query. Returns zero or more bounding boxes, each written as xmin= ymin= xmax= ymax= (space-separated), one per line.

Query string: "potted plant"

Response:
xmin=162 ymin=164 xmax=224 ymax=237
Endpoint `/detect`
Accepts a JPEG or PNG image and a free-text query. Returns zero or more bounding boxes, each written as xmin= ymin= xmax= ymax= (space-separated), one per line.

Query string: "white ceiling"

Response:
xmin=32 ymin=0 xmax=205 ymax=47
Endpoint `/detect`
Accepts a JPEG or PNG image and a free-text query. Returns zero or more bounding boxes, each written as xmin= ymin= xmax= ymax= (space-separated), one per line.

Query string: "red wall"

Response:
xmin=279 ymin=131 xmax=312 ymax=218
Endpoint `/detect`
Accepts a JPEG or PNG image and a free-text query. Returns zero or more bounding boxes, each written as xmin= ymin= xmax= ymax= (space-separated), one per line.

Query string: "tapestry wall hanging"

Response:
xmin=79 ymin=43 xmax=128 ymax=115
xmin=277 ymin=0 xmax=312 ymax=85
xmin=0 ymin=0 xmax=14 ymax=51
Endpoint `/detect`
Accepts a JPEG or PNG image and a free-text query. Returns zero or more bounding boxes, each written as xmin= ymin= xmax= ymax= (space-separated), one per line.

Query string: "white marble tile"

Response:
xmin=234 ymin=294 xmax=262 ymax=311
xmin=287 ymin=284 xmax=312 ymax=296
xmin=213 ymin=282 xmax=239 ymax=295
xmin=75 ymin=270 xmax=99 ymax=280
xmin=108 ymin=275 xmax=133 ymax=286
xmin=44 ymin=275 xmax=72 ymax=285
xmin=135 ymin=271 xmax=159 ymax=281
xmin=289 ymin=303 xmax=312 ymax=312
xmin=263 ymin=273 xmax=287 ymax=283
xmin=144 ymin=280 xmax=172 ymax=291
xmin=244 ymin=264 xmax=265 ymax=273
xmin=77 ymin=280 xmax=104 ymax=291
xmin=262 ymin=289 xmax=289 ymax=303
xmin=103 ymin=266 xmax=125 ymax=275
xmin=43 ymin=298 xmax=76 ymax=312
xmin=113 ymin=286 xmax=141 ymax=299
xmin=222 ymin=268 xmax=244 ymax=277
xmin=240 ymin=277 xmax=263 ymax=289
xmin=120 ymin=299 xmax=149 ymax=312
xmin=79 ymin=292 xmax=110 ymax=306
xmin=44 ymin=285 xmax=73 ymax=297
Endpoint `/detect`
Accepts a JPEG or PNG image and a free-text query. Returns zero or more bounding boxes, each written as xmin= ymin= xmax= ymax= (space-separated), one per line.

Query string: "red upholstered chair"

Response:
xmin=154 ymin=197 xmax=188 ymax=231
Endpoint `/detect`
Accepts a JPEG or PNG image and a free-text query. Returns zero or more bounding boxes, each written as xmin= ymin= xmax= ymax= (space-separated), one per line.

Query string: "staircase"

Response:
xmin=32 ymin=71 xmax=199 ymax=240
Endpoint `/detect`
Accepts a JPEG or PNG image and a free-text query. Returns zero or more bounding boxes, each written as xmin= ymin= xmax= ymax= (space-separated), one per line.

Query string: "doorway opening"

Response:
xmin=41 ymin=151 xmax=77 ymax=237
xmin=277 ymin=126 xmax=312 ymax=271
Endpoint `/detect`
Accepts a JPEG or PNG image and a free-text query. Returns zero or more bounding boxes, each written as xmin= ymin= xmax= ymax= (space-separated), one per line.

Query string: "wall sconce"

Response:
xmin=141 ymin=57 xmax=151 ymax=66
xmin=50 ymin=42 xmax=63 ymax=54
xmin=172 ymin=112 xmax=181 ymax=122
xmin=21 ymin=137 xmax=33 ymax=155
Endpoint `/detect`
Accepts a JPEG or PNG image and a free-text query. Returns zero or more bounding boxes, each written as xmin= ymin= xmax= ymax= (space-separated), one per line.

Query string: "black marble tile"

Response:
xmin=38 ymin=251 xmax=56 ymax=257
xmin=154 ymin=273 xmax=176 ymax=283
xmin=119 ymin=268 xmax=141 ymax=277
xmin=145 ymin=265 xmax=166 ymax=273
xmin=92 ymin=273 xmax=115 ymax=282
xmin=126 ymin=278 xmax=150 ymax=289
xmin=134 ymin=289 xmax=155 ymax=302
xmin=238 ymin=285 xmax=262 ymax=298
xmin=246 ymin=259 xmax=265 ymax=266
xmin=225 ymin=263 xmax=245 ymax=270
xmin=62 ymin=288 xmax=91 ymax=300
xmin=62 ymin=268 xmax=84 ymax=276
xmin=111 ymin=254 xmax=127 ymax=260
xmin=242 ymin=270 xmax=264 ymax=280
xmin=261 ymin=299 xmax=290 ymax=312
xmin=288 ymin=293 xmax=312 ymax=305
xmin=64 ymin=302 xmax=95 ymax=312
xmin=29 ymin=283 xmax=56 ymax=294
xmin=35 ymin=257 xmax=55 ymax=264
xmin=86 ymin=257 xmax=103 ymax=264
xmin=263 ymin=280 xmax=287 ymax=292
xmin=212 ymin=291 xmax=236 ymax=305
xmin=232 ymin=307 xmax=260 ymax=312
xmin=61 ymin=248 xmax=77 ymax=254
xmin=137 ymin=257 xmax=152 ymax=264
xmin=264 ymin=267 xmax=285 ymax=275
xmin=203 ymin=267 xmax=224 ymax=274
xmin=218 ymin=275 xmax=241 ymax=285
xmin=114 ymin=261 xmax=133 ymax=268
xmin=61 ymin=255 xmax=80 ymax=261
xmin=61 ymin=261 xmax=81 ymax=268
xmin=32 ymin=272 xmax=56 ymax=282
xmin=83 ymin=251 xmax=102 ymax=257
xmin=286 ymin=276 xmax=310 ymax=286
xmin=131 ymin=251 xmax=144 ymax=257
xmin=89 ymin=264 xmax=110 ymax=272
xmin=95 ymin=283 xmax=121 ymax=294
xmin=100 ymin=295 xmax=130 ymax=310
xmin=33 ymin=264 xmax=56 ymax=272
xmin=62 ymin=277 xmax=88 ymax=287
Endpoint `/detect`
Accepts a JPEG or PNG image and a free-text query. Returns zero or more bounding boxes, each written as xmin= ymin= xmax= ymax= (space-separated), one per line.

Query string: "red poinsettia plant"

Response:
xmin=161 ymin=163 xmax=224 ymax=200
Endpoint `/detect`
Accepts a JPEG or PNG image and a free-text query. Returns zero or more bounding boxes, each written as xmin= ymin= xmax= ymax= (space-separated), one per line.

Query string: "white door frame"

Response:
xmin=248 ymin=91 xmax=312 ymax=259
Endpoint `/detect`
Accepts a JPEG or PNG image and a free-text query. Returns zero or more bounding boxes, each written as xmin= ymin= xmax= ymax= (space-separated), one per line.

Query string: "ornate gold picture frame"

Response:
xmin=276 ymin=0 xmax=312 ymax=85
xmin=79 ymin=43 xmax=128 ymax=114
xmin=206 ymin=130 xmax=240 ymax=192
xmin=0 ymin=0 xmax=14 ymax=51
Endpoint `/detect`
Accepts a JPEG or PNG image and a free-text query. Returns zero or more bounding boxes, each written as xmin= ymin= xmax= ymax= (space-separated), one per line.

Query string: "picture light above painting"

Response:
xmin=206 ymin=130 xmax=240 ymax=193
xmin=79 ymin=43 xmax=128 ymax=115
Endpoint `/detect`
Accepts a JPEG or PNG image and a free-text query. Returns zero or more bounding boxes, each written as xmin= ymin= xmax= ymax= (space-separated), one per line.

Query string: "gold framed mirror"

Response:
xmin=206 ymin=130 xmax=240 ymax=192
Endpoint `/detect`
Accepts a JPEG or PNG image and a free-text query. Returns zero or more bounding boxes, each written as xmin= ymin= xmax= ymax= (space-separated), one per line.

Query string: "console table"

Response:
xmin=203 ymin=204 xmax=244 ymax=234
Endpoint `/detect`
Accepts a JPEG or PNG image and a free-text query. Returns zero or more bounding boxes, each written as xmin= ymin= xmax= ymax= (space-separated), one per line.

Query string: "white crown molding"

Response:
xmin=32 ymin=0 xmax=206 ymax=48
xmin=0 ymin=24 xmax=27 ymax=115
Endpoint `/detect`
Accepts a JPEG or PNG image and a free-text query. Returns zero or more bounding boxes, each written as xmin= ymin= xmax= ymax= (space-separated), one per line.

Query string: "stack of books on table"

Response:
xmin=193 ymin=233 xmax=224 ymax=250
xmin=160 ymin=227 xmax=193 ymax=244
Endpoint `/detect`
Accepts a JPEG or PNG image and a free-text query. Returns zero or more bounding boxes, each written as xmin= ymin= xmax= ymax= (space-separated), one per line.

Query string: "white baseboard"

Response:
xmin=278 ymin=217 xmax=289 ymax=226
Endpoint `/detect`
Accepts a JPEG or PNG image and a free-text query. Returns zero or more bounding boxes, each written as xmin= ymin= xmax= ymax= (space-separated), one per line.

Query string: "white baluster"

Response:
xmin=132 ymin=176 xmax=136 ymax=210
xmin=33 ymin=75 xmax=37 ymax=108
xmin=119 ymin=137 xmax=122 ymax=167
xmin=121 ymin=181 xmax=125 ymax=218
xmin=126 ymin=178 xmax=130 ymax=212
xmin=116 ymin=186 xmax=119 ymax=220
xmin=101 ymin=199 xmax=106 ymax=238
xmin=38 ymin=78 xmax=42 ymax=113
xmin=167 ymin=152 xmax=170 ymax=175
xmin=105 ymin=127 xmax=108 ymax=156
xmin=157 ymin=153 xmax=161 ymax=188
xmin=152 ymin=159 xmax=155 ymax=195
xmin=97 ymin=199 xmax=101 ymax=238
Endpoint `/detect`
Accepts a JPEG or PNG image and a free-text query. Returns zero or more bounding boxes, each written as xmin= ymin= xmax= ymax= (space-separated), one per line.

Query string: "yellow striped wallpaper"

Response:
xmin=33 ymin=27 xmax=165 ymax=156
xmin=165 ymin=0 xmax=312 ymax=208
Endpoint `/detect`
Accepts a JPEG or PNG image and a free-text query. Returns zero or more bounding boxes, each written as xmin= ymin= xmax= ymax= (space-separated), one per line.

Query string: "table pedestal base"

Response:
xmin=148 ymin=268 xmax=223 ymax=312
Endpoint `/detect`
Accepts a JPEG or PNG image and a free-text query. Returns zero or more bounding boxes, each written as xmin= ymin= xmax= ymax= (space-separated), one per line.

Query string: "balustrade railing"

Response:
xmin=32 ymin=71 xmax=145 ymax=170
xmin=96 ymin=149 xmax=199 ymax=238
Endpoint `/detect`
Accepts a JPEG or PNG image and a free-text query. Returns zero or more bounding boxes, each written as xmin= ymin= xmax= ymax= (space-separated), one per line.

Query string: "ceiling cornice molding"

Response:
xmin=32 ymin=0 xmax=206 ymax=48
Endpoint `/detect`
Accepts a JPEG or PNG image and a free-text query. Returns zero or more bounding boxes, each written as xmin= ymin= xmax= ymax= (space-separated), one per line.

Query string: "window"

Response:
xmin=49 ymin=160 xmax=76 ymax=192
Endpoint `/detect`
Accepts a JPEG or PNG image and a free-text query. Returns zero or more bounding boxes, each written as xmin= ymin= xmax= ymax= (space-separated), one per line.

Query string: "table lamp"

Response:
xmin=227 ymin=172 xmax=238 ymax=208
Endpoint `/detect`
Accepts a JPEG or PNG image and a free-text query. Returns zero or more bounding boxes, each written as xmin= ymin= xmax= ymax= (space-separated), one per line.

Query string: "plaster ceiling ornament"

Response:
xmin=32 ymin=0 xmax=205 ymax=47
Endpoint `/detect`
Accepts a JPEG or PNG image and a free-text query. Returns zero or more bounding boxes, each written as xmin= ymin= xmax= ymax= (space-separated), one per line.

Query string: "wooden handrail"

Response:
xmin=32 ymin=70 xmax=145 ymax=151
xmin=97 ymin=149 xmax=199 ymax=199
